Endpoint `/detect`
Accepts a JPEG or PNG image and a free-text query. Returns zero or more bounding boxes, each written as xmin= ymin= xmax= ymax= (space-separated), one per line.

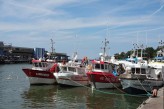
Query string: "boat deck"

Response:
xmin=137 ymin=87 xmax=164 ymax=109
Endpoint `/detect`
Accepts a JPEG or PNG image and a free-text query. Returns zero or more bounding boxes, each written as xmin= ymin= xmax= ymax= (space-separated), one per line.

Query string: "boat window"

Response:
xmin=34 ymin=63 xmax=39 ymax=67
xmin=68 ymin=67 xmax=76 ymax=72
xmin=43 ymin=63 xmax=47 ymax=67
xmin=42 ymin=63 xmax=45 ymax=67
xmin=104 ymin=64 xmax=108 ymax=70
xmin=141 ymin=69 xmax=146 ymax=74
xmin=108 ymin=65 xmax=113 ymax=72
xmin=57 ymin=66 xmax=60 ymax=72
xmin=101 ymin=64 xmax=104 ymax=69
xmin=39 ymin=63 xmax=42 ymax=67
xmin=95 ymin=64 xmax=100 ymax=69
xmin=62 ymin=67 xmax=67 ymax=71
xmin=131 ymin=68 xmax=146 ymax=74
xmin=32 ymin=63 xmax=35 ymax=67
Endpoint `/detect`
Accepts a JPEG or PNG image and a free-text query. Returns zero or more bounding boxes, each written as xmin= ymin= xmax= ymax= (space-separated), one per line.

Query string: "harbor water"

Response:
xmin=0 ymin=64 xmax=148 ymax=109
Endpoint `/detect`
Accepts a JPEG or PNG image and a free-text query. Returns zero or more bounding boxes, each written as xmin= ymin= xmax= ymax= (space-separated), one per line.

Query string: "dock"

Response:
xmin=137 ymin=87 xmax=164 ymax=109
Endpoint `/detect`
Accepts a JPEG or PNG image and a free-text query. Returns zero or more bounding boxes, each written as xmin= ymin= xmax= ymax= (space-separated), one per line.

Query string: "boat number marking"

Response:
xmin=36 ymin=73 xmax=49 ymax=77
xmin=100 ymin=76 xmax=117 ymax=82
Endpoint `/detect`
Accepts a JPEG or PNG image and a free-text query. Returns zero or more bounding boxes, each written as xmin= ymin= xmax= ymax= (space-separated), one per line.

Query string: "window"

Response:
xmin=62 ymin=67 xmax=67 ymax=71
xmin=39 ymin=63 xmax=42 ymax=67
xmin=101 ymin=64 xmax=104 ymax=69
xmin=104 ymin=64 xmax=108 ymax=70
xmin=95 ymin=64 xmax=100 ymax=69
xmin=34 ymin=63 xmax=38 ymax=67
xmin=68 ymin=67 xmax=76 ymax=72
xmin=108 ymin=65 xmax=113 ymax=72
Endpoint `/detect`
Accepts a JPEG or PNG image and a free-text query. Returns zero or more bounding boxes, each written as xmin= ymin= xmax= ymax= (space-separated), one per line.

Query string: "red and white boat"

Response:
xmin=22 ymin=59 xmax=58 ymax=85
xmin=86 ymin=60 xmax=121 ymax=89
xmin=86 ymin=38 xmax=121 ymax=89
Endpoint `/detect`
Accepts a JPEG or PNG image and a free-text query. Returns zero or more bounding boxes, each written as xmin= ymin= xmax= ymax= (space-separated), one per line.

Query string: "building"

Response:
xmin=0 ymin=41 xmax=34 ymax=63
xmin=35 ymin=48 xmax=45 ymax=59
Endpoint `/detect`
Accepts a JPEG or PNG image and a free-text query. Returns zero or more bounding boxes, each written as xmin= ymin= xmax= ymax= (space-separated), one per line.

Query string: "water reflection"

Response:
xmin=21 ymin=86 xmax=147 ymax=109
xmin=21 ymin=85 xmax=90 ymax=109
xmin=22 ymin=85 xmax=58 ymax=108
xmin=87 ymin=89 xmax=147 ymax=109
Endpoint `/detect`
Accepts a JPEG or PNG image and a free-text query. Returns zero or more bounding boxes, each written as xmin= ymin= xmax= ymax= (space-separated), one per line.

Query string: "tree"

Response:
xmin=145 ymin=47 xmax=155 ymax=59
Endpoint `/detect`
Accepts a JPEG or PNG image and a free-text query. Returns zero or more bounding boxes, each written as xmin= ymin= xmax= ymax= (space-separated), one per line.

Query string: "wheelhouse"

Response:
xmin=60 ymin=65 xmax=85 ymax=74
xmin=91 ymin=61 xmax=113 ymax=73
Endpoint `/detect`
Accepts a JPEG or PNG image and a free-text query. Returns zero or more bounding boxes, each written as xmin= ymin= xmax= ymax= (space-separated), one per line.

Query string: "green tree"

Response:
xmin=144 ymin=47 xmax=155 ymax=59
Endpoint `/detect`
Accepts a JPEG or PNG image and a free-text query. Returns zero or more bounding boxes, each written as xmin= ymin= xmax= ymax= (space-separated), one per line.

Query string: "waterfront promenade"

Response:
xmin=137 ymin=87 xmax=164 ymax=109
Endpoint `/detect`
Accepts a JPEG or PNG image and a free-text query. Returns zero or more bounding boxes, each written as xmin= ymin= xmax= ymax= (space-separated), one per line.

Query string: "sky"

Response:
xmin=0 ymin=0 xmax=164 ymax=59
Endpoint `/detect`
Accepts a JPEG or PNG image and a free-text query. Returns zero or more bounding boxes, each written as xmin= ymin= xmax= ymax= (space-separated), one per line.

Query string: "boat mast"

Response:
xmin=102 ymin=38 xmax=109 ymax=56
xmin=50 ymin=39 xmax=55 ymax=53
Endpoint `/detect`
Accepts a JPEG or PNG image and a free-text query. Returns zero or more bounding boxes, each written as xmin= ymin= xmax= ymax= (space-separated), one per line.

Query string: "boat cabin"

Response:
xmin=131 ymin=68 xmax=147 ymax=74
xmin=60 ymin=65 xmax=85 ymax=74
xmin=31 ymin=60 xmax=55 ymax=71
xmin=91 ymin=60 xmax=114 ymax=73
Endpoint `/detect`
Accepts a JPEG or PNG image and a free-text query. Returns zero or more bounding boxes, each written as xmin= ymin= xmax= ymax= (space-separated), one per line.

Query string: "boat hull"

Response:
xmin=87 ymin=72 xmax=121 ymax=89
xmin=54 ymin=73 xmax=89 ymax=86
xmin=120 ymin=78 xmax=163 ymax=94
xmin=22 ymin=68 xmax=56 ymax=85
xmin=90 ymin=81 xmax=121 ymax=89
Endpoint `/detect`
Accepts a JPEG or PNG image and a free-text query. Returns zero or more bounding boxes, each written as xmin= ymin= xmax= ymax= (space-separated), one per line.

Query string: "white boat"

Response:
xmin=119 ymin=44 xmax=164 ymax=94
xmin=148 ymin=47 xmax=164 ymax=84
xmin=53 ymin=52 xmax=89 ymax=86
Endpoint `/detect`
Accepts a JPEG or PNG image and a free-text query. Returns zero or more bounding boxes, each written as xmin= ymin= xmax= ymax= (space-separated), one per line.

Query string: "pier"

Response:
xmin=137 ymin=87 xmax=164 ymax=109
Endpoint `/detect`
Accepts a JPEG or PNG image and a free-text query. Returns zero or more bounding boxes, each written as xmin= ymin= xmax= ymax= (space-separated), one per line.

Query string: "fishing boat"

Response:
xmin=86 ymin=38 xmax=121 ymax=89
xmin=119 ymin=67 xmax=163 ymax=94
xmin=119 ymin=43 xmax=164 ymax=94
xmin=53 ymin=52 xmax=89 ymax=86
xmin=148 ymin=45 xmax=164 ymax=84
xmin=22 ymin=59 xmax=58 ymax=85
xmin=22 ymin=39 xmax=69 ymax=85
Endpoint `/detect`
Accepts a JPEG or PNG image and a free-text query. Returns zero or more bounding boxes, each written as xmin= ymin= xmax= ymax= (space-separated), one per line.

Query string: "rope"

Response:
xmin=57 ymin=72 xmax=151 ymax=98
xmin=92 ymin=88 xmax=151 ymax=97
xmin=101 ymin=72 xmax=126 ymax=93
xmin=135 ymin=75 xmax=151 ymax=96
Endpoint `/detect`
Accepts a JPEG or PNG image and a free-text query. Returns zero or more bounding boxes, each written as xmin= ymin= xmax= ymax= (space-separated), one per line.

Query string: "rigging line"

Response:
xmin=135 ymin=74 xmax=151 ymax=96
xmin=101 ymin=71 xmax=126 ymax=94
xmin=92 ymin=88 xmax=149 ymax=98
xmin=62 ymin=72 xmax=150 ymax=97
xmin=146 ymin=68 xmax=153 ymax=90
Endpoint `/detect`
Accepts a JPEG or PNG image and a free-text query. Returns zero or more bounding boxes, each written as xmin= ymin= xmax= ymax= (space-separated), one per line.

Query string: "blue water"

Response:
xmin=0 ymin=64 xmax=148 ymax=109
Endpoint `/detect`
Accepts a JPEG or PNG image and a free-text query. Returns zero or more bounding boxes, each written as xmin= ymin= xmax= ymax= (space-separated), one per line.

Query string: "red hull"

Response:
xmin=22 ymin=68 xmax=55 ymax=79
xmin=87 ymin=72 xmax=120 ymax=83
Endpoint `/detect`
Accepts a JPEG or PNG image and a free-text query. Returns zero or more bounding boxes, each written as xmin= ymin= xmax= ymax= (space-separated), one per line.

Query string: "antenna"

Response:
xmin=50 ymin=39 xmax=55 ymax=53
xmin=101 ymin=38 xmax=109 ymax=56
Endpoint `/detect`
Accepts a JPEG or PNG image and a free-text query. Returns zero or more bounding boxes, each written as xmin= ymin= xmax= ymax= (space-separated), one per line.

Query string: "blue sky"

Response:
xmin=0 ymin=0 xmax=164 ymax=59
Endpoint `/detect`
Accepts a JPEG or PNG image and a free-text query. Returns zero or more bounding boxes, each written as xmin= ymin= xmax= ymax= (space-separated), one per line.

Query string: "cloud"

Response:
xmin=0 ymin=0 xmax=163 ymax=57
